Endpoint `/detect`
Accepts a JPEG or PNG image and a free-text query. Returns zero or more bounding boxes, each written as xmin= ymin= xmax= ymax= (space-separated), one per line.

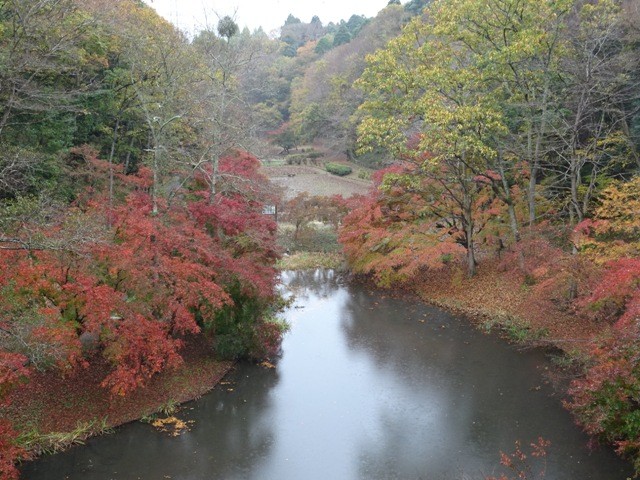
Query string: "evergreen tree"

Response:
xmin=315 ymin=36 xmax=333 ymax=54
xmin=284 ymin=14 xmax=301 ymax=25
xmin=404 ymin=0 xmax=430 ymax=16
xmin=333 ymin=25 xmax=351 ymax=47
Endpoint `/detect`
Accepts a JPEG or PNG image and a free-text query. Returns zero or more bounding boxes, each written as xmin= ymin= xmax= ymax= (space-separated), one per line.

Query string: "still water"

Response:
xmin=23 ymin=269 xmax=632 ymax=479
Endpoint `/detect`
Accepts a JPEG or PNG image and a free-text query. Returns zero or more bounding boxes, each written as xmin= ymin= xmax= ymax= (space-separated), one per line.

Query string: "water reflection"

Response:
xmin=340 ymin=284 xmax=627 ymax=479
xmin=278 ymin=268 xmax=343 ymax=302
xmin=22 ymin=363 xmax=281 ymax=480
xmin=22 ymin=269 xmax=632 ymax=480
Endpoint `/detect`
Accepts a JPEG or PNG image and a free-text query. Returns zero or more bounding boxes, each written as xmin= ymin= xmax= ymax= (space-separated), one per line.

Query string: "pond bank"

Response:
xmin=4 ymin=338 xmax=232 ymax=462
xmin=410 ymin=261 xmax=604 ymax=353
xmin=10 ymin=254 xmax=607 ymax=470
xmin=21 ymin=269 xmax=632 ymax=479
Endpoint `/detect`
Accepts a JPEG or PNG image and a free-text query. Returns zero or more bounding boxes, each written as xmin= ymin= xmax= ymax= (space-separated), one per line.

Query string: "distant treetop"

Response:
xmin=404 ymin=0 xmax=430 ymax=15
xmin=284 ymin=14 xmax=301 ymax=25
xmin=217 ymin=16 xmax=239 ymax=40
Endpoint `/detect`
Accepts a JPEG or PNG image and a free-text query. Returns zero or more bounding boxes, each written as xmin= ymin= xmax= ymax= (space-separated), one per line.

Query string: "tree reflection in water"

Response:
xmin=22 ymin=269 xmax=632 ymax=480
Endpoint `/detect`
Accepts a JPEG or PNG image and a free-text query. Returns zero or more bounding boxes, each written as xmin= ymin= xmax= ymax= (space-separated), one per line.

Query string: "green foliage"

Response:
xmin=285 ymin=150 xmax=324 ymax=165
xmin=349 ymin=149 xmax=389 ymax=168
xmin=315 ymin=36 xmax=333 ymax=55
xmin=332 ymin=25 xmax=351 ymax=47
xmin=404 ymin=0 xmax=430 ymax=16
xmin=325 ymin=162 xmax=352 ymax=176
xmin=296 ymin=103 xmax=329 ymax=142
xmin=271 ymin=124 xmax=299 ymax=152
xmin=481 ymin=315 xmax=549 ymax=344
xmin=285 ymin=154 xmax=306 ymax=165
xmin=346 ymin=15 xmax=368 ymax=37
xmin=281 ymin=41 xmax=298 ymax=57
xmin=292 ymin=226 xmax=341 ymax=253
xmin=205 ymin=281 xmax=282 ymax=360
xmin=284 ymin=14 xmax=301 ymax=26
xmin=217 ymin=16 xmax=239 ymax=40
xmin=0 ymin=147 xmax=66 ymax=200
xmin=17 ymin=418 xmax=112 ymax=456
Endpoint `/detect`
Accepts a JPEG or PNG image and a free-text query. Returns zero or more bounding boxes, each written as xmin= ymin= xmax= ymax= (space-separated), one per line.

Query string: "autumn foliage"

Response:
xmin=560 ymin=178 xmax=640 ymax=469
xmin=485 ymin=438 xmax=550 ymax=480
xmin=340 ymin=163 xmax=640 ymax=471
xmin=0 ymin=148 xmax=280 ymax=475
xmin=339 ymin=164 xmax=507 ymax=285
xmin=573 ymin=177 xmax=640 ymax=261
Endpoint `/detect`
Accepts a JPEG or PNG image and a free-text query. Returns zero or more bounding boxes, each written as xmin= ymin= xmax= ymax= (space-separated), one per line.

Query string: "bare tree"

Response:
xmin=0 ymin=0 xmax=94 ymax=140
xmin=552 ymin=1 xmax=640 ymax=224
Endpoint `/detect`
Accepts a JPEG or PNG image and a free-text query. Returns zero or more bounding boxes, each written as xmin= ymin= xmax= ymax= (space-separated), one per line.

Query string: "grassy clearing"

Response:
xmin=262 ymin=165 xmax=370 ymax=199
xmin=260 ymin=158 xmax=286 ymax=166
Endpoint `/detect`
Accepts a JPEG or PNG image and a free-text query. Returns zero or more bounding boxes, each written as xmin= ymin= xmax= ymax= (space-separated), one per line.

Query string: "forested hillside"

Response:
xmin=0 ymin=1 xmax=287 ymax=477
xmin=1 ymin=0 xmax=640 ymax=477
xmin=338 ymin=0 xmax=640 ymax=473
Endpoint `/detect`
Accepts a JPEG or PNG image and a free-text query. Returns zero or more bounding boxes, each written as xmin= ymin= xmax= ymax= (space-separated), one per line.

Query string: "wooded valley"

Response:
xmin=1 ymin=0 xmax=639 ymax=477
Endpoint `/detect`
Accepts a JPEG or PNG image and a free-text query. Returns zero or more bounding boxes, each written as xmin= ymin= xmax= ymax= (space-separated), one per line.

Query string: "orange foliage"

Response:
xmin=0 ymin=150 xmax=279 ymax=403
xmin=339 ymin=162 xmax=510 ymax=285
xmin=339 ymin=166 xmax=467 ymax=286
xmin=573 ymin=177 xmax=640 ymax=261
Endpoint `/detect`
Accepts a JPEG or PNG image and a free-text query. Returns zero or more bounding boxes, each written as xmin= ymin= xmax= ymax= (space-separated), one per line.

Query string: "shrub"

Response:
xmin=205 ymin=280 xmax=284 ymax=360
xmin=325 ymin=162 xmax=352 ymax=176
xmin=567 ymin=324 xmax=640 ymax=474
xmin=285 ymin=154 xmax=306 ymax=165
xmin=285 ymin=151 xmax=324 ymax=165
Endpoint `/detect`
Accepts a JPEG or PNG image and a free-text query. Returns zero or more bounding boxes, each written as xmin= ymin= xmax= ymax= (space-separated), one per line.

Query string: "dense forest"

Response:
xmin=1 ymin=0 xmax=640 ymax=477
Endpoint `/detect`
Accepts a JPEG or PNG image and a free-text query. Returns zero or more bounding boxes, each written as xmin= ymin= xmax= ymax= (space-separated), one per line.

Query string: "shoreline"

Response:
xmin=7 ymin=338 xmax=234 ymax=465
xmin=11 ymin=258 xmax=610 ymax=471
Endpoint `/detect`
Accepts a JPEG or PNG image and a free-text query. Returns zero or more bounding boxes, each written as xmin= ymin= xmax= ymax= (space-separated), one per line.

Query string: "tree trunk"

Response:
xmin=528 ymin=80 xmax=551 ymax=226
xmin=463 ymin=170 xmax=476 ymax=278
xmin=466 ymin=233 xmax=476 ymax=277
xmin=570 ymin=157 xmax=583 ymax=225
xmin=107 ymin=117 xmax=120 ymax=226
xmin=209 ymin=154 xmax=219 ymax=204
xmin=497 ymin=151 xmax=520 ymax=244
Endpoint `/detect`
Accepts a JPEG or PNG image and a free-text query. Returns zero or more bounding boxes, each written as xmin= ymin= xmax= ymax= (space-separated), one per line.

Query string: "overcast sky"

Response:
xmin=143 ymin=0 xmax=390 ymax=36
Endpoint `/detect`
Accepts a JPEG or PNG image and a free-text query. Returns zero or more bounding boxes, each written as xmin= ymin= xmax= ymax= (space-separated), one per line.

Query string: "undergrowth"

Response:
xmin=18 ymin=418 xmax=112 ymax=456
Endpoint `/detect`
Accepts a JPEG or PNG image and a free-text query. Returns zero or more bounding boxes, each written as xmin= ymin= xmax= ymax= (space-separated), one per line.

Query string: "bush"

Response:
xmin=205 ymin=280 xmax=284 ymax=360
xmin=285 ymin=154 xmax=306 ymax=165
xmin=325 ymin=162 xmax=352 ymax=176
xmin=285 ymin=151 xmax=324 ymax=165
xmin=294 ymin=226 xmax=341 ymax=253
xmin=567 ymin=325 xmax=640 ymax=474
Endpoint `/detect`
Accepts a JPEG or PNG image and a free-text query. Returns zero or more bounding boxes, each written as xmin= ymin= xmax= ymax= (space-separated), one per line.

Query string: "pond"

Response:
xmin=22 ymin=269 xmax=632 ymax=479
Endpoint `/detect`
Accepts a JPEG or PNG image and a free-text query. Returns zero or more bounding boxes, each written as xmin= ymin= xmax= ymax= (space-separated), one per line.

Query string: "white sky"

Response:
xmin=143 ymin=0 xmax=390 ymax=36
